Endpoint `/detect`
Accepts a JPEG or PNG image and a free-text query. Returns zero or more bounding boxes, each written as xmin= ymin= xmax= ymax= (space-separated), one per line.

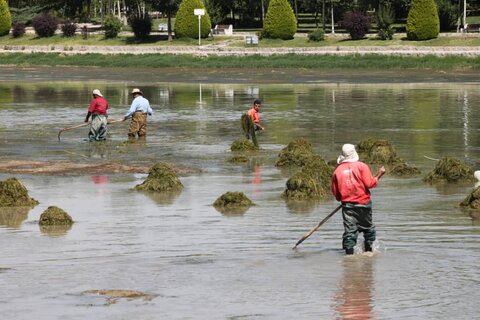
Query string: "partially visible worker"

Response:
xmin=331 ymin=144 xmax=385 ymax=255
xmin=246 ymin=99 xmax=264 ymax=131
xmin=123 ymin=88 xmax=153 ymax=139
xmin=85 ymin=89 xmax=109 ymax=141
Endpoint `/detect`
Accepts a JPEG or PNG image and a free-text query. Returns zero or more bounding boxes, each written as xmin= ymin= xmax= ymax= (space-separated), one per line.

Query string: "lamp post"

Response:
xmin=194 ymin=8 xmax=205 ymax=46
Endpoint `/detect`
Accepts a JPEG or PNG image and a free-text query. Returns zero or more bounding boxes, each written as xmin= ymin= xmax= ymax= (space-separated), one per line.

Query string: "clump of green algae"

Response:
xmin=39 ymin=206 xmax=73 ymax=225
xmin=423 ymin=157 xmax=474 ymax=184
xmin=0 ymin=177 xmax=39 ymax=207
xmin=134 ymin=162 xmax=183 ymax=192
xmin=213 ymin=191 xmax=254 ymax=215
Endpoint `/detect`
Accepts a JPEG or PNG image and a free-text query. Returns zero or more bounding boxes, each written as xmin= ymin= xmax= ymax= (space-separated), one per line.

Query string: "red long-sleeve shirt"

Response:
xmin=88 ymin=96 xmax=108 ymax=115
xmin=247 ymin=107 xmax=260 ymax=124
xmin=331 ymin=161 xmax=378 ymax=205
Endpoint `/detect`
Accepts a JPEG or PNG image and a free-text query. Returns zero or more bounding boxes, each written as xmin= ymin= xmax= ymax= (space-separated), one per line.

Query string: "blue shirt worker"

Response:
xmin=123 ymin=88 xmax=153 ymax=139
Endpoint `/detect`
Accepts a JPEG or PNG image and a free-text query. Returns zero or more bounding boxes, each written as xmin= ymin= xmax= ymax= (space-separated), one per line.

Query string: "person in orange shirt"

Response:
xmin=246 ymin=99 xmax=264 ymax=131
xmin=331 ymin=144 xmax=385 ymax=255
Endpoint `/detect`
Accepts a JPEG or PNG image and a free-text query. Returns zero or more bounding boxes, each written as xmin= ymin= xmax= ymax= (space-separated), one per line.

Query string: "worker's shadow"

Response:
xmin=334 ymin=256 xmax=375 ymax=320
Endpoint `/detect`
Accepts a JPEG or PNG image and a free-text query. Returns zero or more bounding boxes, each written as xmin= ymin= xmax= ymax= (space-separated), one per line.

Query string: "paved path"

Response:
xmin=1 ymin=43 xmax=480 ymax=56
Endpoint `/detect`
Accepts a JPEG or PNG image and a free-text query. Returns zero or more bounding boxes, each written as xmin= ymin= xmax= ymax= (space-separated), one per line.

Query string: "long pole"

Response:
xmin=292 ymin=204 xmax=342 ymax=249
xmin=198 ymin=15 xmax=201 ymax=46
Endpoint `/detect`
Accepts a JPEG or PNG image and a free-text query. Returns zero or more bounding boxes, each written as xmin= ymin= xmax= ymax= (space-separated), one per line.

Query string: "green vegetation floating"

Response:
xmin=0 ymin=177 xmax=39 ymax=207
xmin=39 ymin=206 xmax=73 ymax=225
xmin=213 ymin=191 xmax=254 ymax=215
xmin=134 ymin=162 xmax=183 ymax=192
xmin=0 ymin=52 xmax=479 ymax=70
xmin=423 ymin=157 xmax=475 ymax=184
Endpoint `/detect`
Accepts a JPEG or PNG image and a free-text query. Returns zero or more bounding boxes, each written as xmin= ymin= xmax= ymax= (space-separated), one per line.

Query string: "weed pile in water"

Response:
xmin=39 ymin=206 xmax=73 ymax=225
xmin=230 ymin=138 xmax=258 ymax=152
xmin=357 ymin=137 xmax=420 ymax=177
xmin=0 ymin=177 xmax=39 ymax=207
xmin=213 ymin=191 xmax=254 ymax=215
xmin=278 ymin=139 xmax=333 ymax=200
xmin=423 ymin=157 xmax=474 ymax=184
xmin=276 ymin=138 xmax=315 ymax=167
xmin=460 ymin=186 xmax=480 ymax=210
xmin=134 ymin=162 xmax=183 ymax=192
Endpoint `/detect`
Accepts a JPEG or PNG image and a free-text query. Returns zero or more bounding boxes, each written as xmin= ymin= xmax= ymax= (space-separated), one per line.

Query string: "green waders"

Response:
xmin=342 ymin=202 xmax=376 ymax=254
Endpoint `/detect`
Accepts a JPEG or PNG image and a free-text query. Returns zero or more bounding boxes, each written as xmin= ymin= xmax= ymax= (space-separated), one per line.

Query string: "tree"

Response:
xmin=263 ymin=0 xmax=297 ymax=39
xmin=0 ymin=0 xmax=12 ymax=36
xmin=406 ymin=0 xmax=440 ymax=40
xmin=174 ymin=0 xmax=212 ymax=39
xmin=151 ymin=0 xmax=180 ymax=41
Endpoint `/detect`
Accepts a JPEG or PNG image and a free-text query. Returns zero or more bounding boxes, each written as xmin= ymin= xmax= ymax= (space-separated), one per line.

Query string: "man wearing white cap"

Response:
xmin=331 ymin=144 xmax=385 ymax=255
xmin=85 ymin=89 xmax=109 ymax=141
xmin=123 ymin=88 xmax=153 ymax=139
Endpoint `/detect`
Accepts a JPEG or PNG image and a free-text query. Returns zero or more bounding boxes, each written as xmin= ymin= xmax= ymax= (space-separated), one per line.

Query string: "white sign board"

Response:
xmin=194 ymin=9 xmax=205 ymax=16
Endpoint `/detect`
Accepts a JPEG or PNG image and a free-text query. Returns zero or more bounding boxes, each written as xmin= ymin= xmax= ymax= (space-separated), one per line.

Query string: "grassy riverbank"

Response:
xmin=0 ymin=52 xmax=479 ymax=70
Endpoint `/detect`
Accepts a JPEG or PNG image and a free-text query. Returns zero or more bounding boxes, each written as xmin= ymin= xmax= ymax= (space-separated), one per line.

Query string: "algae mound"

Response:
xmin=276 ymin=138 xmax=315 ymax=167
xmin=134 ymin=162 xmax=183 ymax=192
xmin=460 ymin=186 xmax=480 ymax=210
xmin=282 ymin=156 xmax=333 ymax=200
xmin=357 ymin=137 xmax=420 ymax=177
xmin=423 ymin=157 xmax=474 ymax=184
xmin=0 ymin=177 xmax=39 ymax=207
xmin=39 ymin=206 xmax=74 ymax=225
xmin=230 ymin=138 xmax=258 ymax=152
xmin=226 ymin=155 xmax=249 ymax=164
xmin=213 ymin=191 xmax=254 ymax=215
xmin=277 ymin=138 xmax=334 ymax=201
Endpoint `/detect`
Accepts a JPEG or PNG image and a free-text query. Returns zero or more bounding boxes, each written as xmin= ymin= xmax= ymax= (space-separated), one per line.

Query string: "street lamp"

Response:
xmin=194 ymin=8 xmax=205 ymax=46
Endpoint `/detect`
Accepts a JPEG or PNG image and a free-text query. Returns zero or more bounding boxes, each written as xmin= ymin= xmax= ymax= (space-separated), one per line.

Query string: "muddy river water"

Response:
xmin=1 ymin=66 xmax=479 ymax=319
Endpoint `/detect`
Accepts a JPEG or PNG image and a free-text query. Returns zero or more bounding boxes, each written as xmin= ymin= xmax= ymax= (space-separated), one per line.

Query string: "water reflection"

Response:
xmin=285 ymin=199 xmax=319 ymax=214
xmin=334 ymin=257 xmax=374 ymax=320
xmin=0 ymin=207 xmax=30 ymax=229
xmin=143 ymin=190 xmax=181 ymax=205
xmin=39 ymin=224 xmax=72 ymax=237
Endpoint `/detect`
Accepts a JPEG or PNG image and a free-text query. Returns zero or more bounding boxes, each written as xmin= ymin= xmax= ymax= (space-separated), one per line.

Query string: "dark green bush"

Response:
xmin=406 ymin=0 xmax=440 ymax=40
xmin=32 ymin=14 xmax=58 ymax=38
xmin=263 ymin=0 xmax=297 ymax=40
xmin=11 ymin=22 xmax=25 ymax=38
xmin=175 ymin=0 xmax=212 ymax=39
xmin=342 ymin=10 xmax=371 ymax=40
xmin=129 ymin=14 xmax=152 ymax=39
xmin=0 ymin=0 xmax=12 ymax=36
xmin=104 ymin=15 xmax=122 ymax=38
xmin=61 ymin=20 xmax=77 ymax=37
xmin=436 ymin=0 xmax=458 ymax=32
xmin=376 ymin=4 xmax=395 ymax=40
xmin=308 ymin=28 xmax=325 ymax=41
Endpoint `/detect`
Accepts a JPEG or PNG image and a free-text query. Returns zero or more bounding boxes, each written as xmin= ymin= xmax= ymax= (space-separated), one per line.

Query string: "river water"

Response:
xmin=0 ymin=66 xmax=479 ymax=319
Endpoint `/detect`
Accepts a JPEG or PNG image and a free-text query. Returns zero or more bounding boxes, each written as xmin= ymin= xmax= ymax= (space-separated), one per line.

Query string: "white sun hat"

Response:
xmin=131 ymin=88 xmax=143 ymax=95
xmin=337 ymin=143 xmax=360 ymax=164
xmin=92 ymin=89 xmax=103 ymax=97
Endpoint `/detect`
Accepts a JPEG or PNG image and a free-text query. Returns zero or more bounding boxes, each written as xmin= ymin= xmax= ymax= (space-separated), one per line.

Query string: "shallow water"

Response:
xmin=1 ymin=67 xmax=480 ymax=319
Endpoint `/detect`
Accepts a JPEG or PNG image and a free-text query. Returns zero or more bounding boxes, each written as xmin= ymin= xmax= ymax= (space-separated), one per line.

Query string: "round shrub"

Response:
xmin=32 ymin=14 xmax=58 ymax=38
xmin=11 ymin=22 xmax=26 ymax=38
xmin=406 ymin=0 xmax=440 ymax=40
xmin=342 ymin=10 xmax=371 ymax=40
xmin=61 ymin=20 xmax=77 ymax=37
xmin=263 ymin=0 xmax=297 ymax=40
xmin=129 ymin=15 xmax=152 ymax=39
xmin=0 ymin=0 xmax=12 ymax=36
xmin=175 ymin=0 xmax=212 ymax=39
xmin=308 ymin=28 xmax=325 ymax=42
xmin=104 ymin=15 xmax=122 ymax=38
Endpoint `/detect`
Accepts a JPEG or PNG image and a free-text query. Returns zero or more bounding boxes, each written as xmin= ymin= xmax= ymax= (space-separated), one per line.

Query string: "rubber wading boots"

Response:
xmin=345 ymin=248 xmax=354 ymax=255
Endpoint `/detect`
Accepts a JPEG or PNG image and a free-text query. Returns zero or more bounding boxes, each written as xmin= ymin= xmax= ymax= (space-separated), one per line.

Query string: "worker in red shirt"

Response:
xmin=331 ymin=144 xmax=385 ymax=255
xmin=85 ymin=89 xmax=109 ymax=141
xmin=246 ymin=99 xmax=264 ymax=131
